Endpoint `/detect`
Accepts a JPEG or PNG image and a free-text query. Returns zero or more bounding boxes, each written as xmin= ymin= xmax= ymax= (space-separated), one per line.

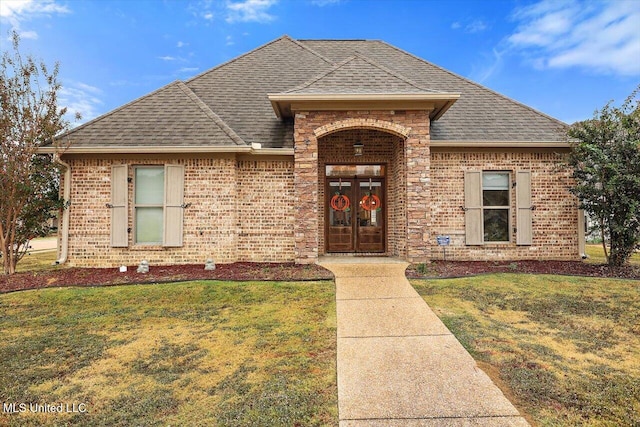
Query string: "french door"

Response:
xmin=326 ymin=176 xmax=385 ymax=253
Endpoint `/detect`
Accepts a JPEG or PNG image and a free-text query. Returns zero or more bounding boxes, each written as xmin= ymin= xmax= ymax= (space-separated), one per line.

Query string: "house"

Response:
xmin=41 ymin=36 xmax=585 ymax=267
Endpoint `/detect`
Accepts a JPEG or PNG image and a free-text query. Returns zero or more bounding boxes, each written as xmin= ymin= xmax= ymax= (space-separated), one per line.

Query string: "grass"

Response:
xmin=15 ymin=250 xmax=60 ymax=273
xmin=411 ymin=274 xmax=640 ymax=426
xmin=584 ymin=244 xmax=640 ymax=265
xmin=0 ymin=280 xmax=337 ymax=426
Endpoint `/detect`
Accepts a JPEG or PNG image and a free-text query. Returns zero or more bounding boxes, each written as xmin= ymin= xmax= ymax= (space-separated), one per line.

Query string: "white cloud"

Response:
xmin=158 ymin=55 xmax=177 ymax=61
xmin=203 ymin=12 xmax=213 ymax=20
xmin=177 ymin=67 xmax=199 ymax=73
xmin=311 ymin=0 xmax=341 ymax=6
xmin=177 ymin=41 xmax=188 ymax=48
xmin=470 ymin=48 xmax=505 ymax=84
xmin=59 ymin=81 xmax=103 ymax=124
xmin=225 ymin=0 xmax=277 ymax=23
xmin=226 ymin=35 xmax=234 ymax=45
xmin=450 ymin=18 xmax=489 ymax=33
xmin=19 ymin=29 xmax=38 ymax=39
xmin=0 ymin=0 xmax=70 ymax=38
xmin=509 ymin=0 xmax=640 ymax=76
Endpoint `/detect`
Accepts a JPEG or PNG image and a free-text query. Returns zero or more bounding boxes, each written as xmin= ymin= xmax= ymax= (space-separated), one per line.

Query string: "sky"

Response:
xmin=1 ymin=0 xmax=639 ymax=126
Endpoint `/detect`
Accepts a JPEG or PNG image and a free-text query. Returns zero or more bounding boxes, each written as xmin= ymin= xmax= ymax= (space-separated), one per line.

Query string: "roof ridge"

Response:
xmin=288 ymin=36 xmax=334 ymax=65
xmin=185 ymin=35 xmax=292 ymax=84
xmin=350 ymin=52 xmax=441 ymax=93
xmin=176 ymin=82 xmax=246 ymax=146
xmin=60 ymin=80 xmax=184 ymax=140
xmin=282 ymin=55 xmax=359 ymax=93
xmin=298 ymin=38 xmax=372 ymax=41
xmin=376 ymin=40 xmax=569 ymax=127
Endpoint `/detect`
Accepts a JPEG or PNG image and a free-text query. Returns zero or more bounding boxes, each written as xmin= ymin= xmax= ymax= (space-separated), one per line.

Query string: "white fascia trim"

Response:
xmin=267 ymin=93 xmax=461 ymax=101
xmin=430 ymin=140 xmax=570 ymax=148
xmin=38 ymin=146 xmax=295 ymax=155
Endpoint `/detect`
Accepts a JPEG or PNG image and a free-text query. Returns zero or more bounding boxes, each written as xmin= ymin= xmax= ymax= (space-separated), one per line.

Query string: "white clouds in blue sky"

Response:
xmin=451 ymin=19 xmax=489 ymax=34
xmin=188 ymin=0 xmax=278 ymax=24
xmin=58 ymin=81 xmax=103 ymax=123
xmin=1 ymin=0 xmax=638 ymax=126
xmin=508 ymin=0 xmax=640 ymax=76
xmin=225 ymin=0 xmax=278 ymax=23
xmin=0 ymin=0 xmax=69 ymax=39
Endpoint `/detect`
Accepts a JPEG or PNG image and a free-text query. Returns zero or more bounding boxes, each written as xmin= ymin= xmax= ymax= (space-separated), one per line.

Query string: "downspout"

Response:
xmin=53 ymin=154 xmax=71 ymax=265
xmin=578 ymin=208 xmax=587 ymax=259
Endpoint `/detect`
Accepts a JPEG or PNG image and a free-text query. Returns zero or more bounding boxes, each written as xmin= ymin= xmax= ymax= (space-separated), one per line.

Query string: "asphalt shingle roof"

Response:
xmin=283 ymin=54 xmax=441 ymax=95
xmin=61 ymin=81 xmax=243 ymax=147
xmin=299 ymin=39 xmax=567 ymax=141
xmin=62 ymin=35 xmax=567 ymax=149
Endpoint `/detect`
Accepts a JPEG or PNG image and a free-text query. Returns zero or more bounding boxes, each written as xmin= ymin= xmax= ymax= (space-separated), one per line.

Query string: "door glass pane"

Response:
xmin=136 ymin=207 xmax=163 ymax=244
xmin=484 ymin=209 xmax=509 ymax=242
xmin=329 ymin=181 xmax=352 ymax=226
xmin=135 ymin=167 xmax=164 ymax=204
xmin=358 ymin=181 xmax=382 ymax=227
xmin=326 ymin=165 xmax=385 ymax=177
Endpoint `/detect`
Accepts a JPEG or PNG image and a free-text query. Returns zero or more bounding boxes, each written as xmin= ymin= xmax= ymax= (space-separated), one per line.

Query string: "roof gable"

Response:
xmin=299 ymin=39 xmax=567 ymax=142
xmin=284 ymin=54 xmax=439 ymax=95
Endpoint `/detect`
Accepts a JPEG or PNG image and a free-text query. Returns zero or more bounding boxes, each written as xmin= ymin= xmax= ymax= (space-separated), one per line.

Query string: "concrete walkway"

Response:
xmin=28 ymin=236 xmax=57 ymax=252
xmin=319 ymin=257 xmax=529 ymax=427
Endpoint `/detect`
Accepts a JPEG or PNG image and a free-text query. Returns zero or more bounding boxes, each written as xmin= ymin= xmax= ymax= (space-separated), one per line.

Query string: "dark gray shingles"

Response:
xmin=62 ymin=81 xmax=242 ymax=147
xmin=299 ymin=40 xmax=567 ymax=141
xmin=185 ymin=36 xmax=334 ymax=148
xmin=284 ymin=54 xmax=441 ymax=94
xmin=65 ymin=36 xmax=567 ymax=149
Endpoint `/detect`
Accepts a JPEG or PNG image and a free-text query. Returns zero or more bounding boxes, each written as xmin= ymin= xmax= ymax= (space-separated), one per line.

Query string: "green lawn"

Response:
xmin=411 ymin=274 xmax=639 ymax=426
xmin=584 ymin=244 xmax=640 ymax=265
xmin=0 ymin=281 xmax=337 ymax=426
xmin=15 ymin=250 xmax=60 ymax=273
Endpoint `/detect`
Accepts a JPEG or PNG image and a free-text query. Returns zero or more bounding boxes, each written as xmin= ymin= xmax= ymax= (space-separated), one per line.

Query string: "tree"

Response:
xmin=0 ymin=31 xmax=75 ymax=275
xmin=566 ymin=86 xmax=640 ymax=267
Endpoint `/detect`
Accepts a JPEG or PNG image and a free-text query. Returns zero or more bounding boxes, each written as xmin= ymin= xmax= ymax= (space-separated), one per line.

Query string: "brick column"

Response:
xmin=404 ymin=112 xmax=431 ymax=262
xmin=293 ymin=113 xmax=319 ymax=264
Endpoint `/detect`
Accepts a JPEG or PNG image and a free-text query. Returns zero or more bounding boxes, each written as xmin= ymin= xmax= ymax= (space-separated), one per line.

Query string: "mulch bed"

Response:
xmin=0 ymin=263 xmax=334 ymax=294
xmin=2 ymin=260 xmax=637 ymax=294
xmin=406 ymin=260 xmax=640 ymax=280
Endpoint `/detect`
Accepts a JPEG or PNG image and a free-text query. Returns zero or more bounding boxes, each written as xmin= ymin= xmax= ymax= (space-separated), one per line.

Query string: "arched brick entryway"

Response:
xmin=317 ymin=128 xmax=406 ymax=257
xmin=314 ymin=118 xmax=411 ymax=139
xmin=293 ymin=111 xmax=431 ymax=264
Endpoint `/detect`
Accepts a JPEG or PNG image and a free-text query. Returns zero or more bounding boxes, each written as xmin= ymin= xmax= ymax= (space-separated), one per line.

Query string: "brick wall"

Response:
xmin=429 ymin=150 xmax=579 ymax=260
xmin=60 ymin=136 xmax=579 ymax=267
xmin=294 ymin=110 xmax=430 ymax=263
xmin=62 ymin=155 xmax=295 ymax=267
xmin=236 ymin=159 xmax=295 ymax=261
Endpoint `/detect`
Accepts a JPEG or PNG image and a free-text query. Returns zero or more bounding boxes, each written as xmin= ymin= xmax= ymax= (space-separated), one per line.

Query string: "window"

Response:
xmin=465 ymin=170 xmax=532 ymax=246
xmin=464 ymin=170 xmax=535 ymax=245
xmin=110 ymin=164 xmax=185 ymax=247
xmin=134 ymin=166 xmax=165 ymax=244
xmin=482 ymin=172 xmax=510 ymax=242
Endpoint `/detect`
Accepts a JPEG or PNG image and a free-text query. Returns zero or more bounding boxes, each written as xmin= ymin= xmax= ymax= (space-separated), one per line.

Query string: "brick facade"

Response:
xmin=61 ymin=119 xmax=579 ymax=267
xmin=429 ymin=149 xmax=578 ymax=260
xmin=236 ymin=159 xmax=295 ymax=261
xmin=293 ymin=110 xmax=431 ymax=263
xmin=62 ymin=155 xmax=295 ymax=267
